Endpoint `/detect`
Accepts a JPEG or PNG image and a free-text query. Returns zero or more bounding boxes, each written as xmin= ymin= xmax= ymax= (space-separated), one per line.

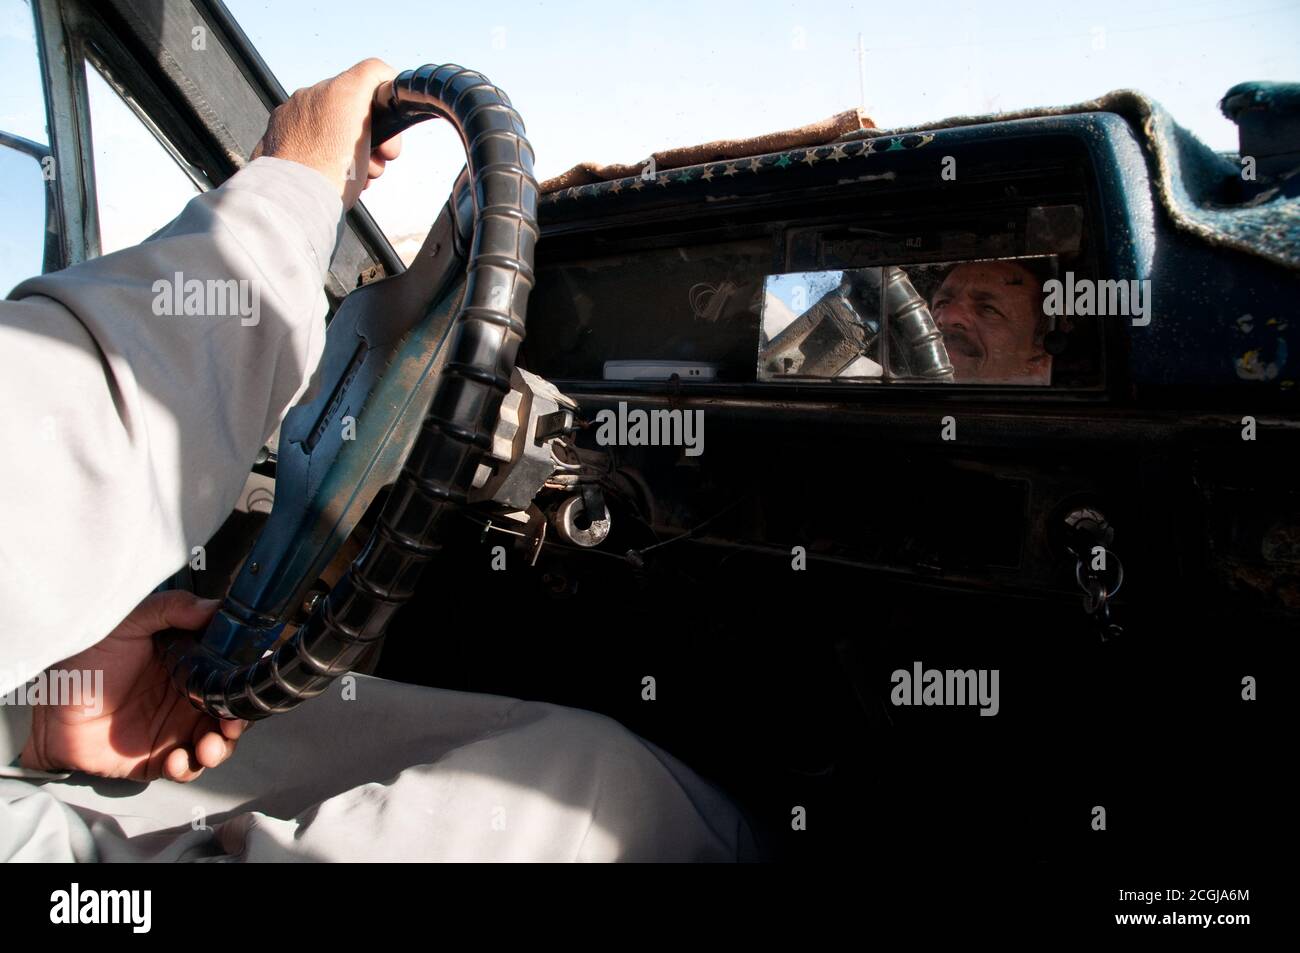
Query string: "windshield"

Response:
xmin=227 ymin=0 xmax=1298 ymax=261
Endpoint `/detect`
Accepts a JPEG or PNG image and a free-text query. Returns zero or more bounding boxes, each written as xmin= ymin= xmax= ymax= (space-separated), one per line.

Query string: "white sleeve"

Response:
xmin=0 ymin=156 xmax=343 ymax=695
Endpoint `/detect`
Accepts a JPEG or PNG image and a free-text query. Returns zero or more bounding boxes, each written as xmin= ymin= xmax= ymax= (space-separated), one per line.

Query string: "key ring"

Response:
xmin=1075 ymin=550 xmax=1124 ymax=603
xmin=1082 ymin=575 xmax=1108 ymax=615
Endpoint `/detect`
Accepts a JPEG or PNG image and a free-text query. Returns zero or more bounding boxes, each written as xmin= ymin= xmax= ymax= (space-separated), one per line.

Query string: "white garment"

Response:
xmin=1 ymin=676 xmax=756 ymax=861
xmin=0 ymin=158 xmax=755 ymax=861
xmin=1 ymin=157 xmax=337 ymax=696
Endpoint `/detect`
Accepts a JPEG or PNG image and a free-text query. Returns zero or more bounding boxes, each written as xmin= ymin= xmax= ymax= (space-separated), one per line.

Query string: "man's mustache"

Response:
xmin=942 ymin=327 xmax=983 ymax=358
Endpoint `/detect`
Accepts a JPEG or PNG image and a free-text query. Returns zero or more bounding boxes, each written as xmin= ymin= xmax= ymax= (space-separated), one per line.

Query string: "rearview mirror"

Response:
xmin=0 ymin=131 xmax=56 ymax=295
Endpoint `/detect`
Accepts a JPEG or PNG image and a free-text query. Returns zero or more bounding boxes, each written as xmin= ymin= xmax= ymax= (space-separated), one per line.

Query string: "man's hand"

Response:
xmin=251 ymin=58 xmax=403 ymax=210
xmin=21 ymin=591 xmax=249 ymax=783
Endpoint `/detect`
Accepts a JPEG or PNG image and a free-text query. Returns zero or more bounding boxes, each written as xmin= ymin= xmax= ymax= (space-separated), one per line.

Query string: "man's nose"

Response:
xmin=935 ymin=304 xmax=970 ymax=331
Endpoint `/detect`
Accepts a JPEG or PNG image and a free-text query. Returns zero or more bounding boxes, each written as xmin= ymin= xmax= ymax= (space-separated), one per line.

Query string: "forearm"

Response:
xmin=0 ymin=157 xmax=342 ymax=695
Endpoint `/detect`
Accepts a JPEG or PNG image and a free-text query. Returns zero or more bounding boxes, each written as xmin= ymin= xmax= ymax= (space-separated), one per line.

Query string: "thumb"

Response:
xmin=115 ymin=591 xmax=222 ymax=640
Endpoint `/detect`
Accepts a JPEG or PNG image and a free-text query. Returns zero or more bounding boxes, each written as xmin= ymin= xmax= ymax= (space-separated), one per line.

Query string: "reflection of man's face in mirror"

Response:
xmin=931 ymin=261 xmax=1051 ymax=384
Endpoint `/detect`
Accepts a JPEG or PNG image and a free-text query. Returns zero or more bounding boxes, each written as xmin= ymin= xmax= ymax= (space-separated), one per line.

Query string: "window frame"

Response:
xmin=25 ymin=0 xmax=401 ymax=295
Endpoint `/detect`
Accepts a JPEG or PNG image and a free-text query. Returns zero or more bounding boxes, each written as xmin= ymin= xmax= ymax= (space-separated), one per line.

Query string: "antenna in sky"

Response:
xmin=857 ymin=32 xmax=867 ymax=118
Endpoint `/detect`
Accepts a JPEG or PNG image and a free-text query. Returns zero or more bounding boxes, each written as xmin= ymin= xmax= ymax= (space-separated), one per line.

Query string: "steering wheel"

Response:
xmin=161 ymin=64 xmax=538 ymax=720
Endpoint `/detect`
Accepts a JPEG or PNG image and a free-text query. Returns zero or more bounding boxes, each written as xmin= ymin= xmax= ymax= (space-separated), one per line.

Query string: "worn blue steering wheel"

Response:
xmin=162 ymin=64 xmax=539 ymax=720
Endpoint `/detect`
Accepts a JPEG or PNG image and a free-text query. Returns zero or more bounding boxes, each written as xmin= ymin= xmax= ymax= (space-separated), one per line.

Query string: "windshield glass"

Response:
xmin=227 ymin=0 xmax=1298 ymax=262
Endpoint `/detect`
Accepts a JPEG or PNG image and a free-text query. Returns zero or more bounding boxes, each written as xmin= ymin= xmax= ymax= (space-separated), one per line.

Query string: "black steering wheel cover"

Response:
xmin=163 ymin=65 xmax=539 ymax=719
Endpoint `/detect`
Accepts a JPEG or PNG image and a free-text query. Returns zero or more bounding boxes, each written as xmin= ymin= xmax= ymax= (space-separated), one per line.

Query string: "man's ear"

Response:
xmin=1033 ymin=309 xmax=1052 ymax=348
xmin=1025 ymin=350 xmax=1053 ymax=385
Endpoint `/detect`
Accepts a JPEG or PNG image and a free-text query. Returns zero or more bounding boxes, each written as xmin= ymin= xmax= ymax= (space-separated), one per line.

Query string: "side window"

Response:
xmin=84 ymin=62 xmax=199 ymax=255
xmin=0 ymin=0 xmax=53 ymax=294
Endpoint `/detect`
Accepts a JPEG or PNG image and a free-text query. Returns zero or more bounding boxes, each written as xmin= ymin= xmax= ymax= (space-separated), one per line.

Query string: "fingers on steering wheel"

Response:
xmin=118 ymin=590 xmax=220 ymax=640
xmin=194 ymin=730 xmax=238 ymax=770
xmin=365 ymin=131 xmax=401 ymax=187
xmin=219 ymin=718 xmax=250 ymax=741
xmin=163 ymin=746 xmax=204 ymax=783
xmin=374 ymin=131 xmax=402 ymax=163
xmin=190 ymin=715 xmax=240 ymax=769
xmin=158 ymin=719 xmax=241 ymax=782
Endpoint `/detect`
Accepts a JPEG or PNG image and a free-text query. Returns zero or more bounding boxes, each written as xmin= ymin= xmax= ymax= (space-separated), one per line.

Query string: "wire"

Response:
xmin=632 ymin=493 xmax=751 ymax=557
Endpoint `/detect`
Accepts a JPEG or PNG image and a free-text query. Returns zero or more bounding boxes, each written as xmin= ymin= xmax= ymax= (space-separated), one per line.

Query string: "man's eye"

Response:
xmin=980 ymin=304 xmax=1004 ymax=318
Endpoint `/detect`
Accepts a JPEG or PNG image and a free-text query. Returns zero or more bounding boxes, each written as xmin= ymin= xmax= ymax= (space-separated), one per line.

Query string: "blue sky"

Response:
xmin=225 ymin=0 xmax=1300 ymax=243
xmin=3 ymin=0 xmax=1299 ymax=260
